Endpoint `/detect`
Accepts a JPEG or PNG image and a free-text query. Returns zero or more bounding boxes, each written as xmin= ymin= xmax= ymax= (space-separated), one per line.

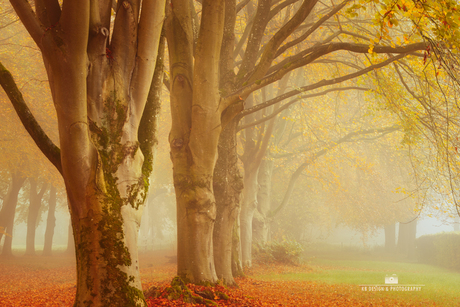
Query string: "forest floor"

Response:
xmin=0 ymin=249 xmax=457 ymax=306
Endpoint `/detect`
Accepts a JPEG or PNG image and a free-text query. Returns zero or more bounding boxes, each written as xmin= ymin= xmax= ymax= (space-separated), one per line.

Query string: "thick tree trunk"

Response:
xmin=397 ymin=219 xmax=417 ymax=257
xmin=384 ymin=223 xmax=396 ymax=252
xmin=5 ymin=1 xmax=165 ymax=305
xmin=166 ymin=0 xmax=224 ymax=284
xmin=213 ymin=118 xmax=243 ymax=285
xmin=43 ymin=185 xmax=57 ymax=256
xmin=240 ymin=168 xmax=259 ymax=267
xmin=25 ymin=178 xmax=47 ymax=256
xmin=0 ymin=172 xmax=26 ymax=257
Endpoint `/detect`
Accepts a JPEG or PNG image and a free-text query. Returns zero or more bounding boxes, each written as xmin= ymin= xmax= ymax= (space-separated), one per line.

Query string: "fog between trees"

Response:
xmin=1 ymin=0 xmax=460 ymax=306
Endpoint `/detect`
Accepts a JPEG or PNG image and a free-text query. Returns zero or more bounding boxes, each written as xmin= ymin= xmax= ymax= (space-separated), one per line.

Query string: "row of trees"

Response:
xmin=2 ymin=0 xmax=460 ymax=306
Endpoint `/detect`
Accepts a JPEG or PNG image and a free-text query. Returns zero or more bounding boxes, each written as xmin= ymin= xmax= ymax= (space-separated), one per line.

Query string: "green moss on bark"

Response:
xmin=81 ymin=91 xmax=147 ymax=306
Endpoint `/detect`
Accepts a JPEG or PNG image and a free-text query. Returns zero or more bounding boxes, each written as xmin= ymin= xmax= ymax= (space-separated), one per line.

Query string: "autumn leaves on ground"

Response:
xmin=0 ymin=249 xmax=452 ymax=307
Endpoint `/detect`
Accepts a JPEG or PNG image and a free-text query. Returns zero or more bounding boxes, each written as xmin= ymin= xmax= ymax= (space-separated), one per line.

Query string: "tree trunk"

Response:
xmin=5 ymin=1 xmax=165 ymax=304
xmin=166 ymin=0 xmax=224 ymax=284
xmin=397 ymin=219 xmax=417 ymax=257
xmin=240 ymin=167 xmax=259 ymax=267
xmin=253 ymin=159 xmax=274 ymax=243
xmin=66 ymin=219 xmax=75 ymax=255
xmin=0 ymin=171 xmax=26 ymax=257
xmin=231 ymin=212 xmax=244 ymax=277
xmin=384 ymin=223 xmax=396 ymax=253
xmin=213 ymin=118 xmax=243 ymax=285
xmin=25 ymin=178 xmax=48 ymax=256
xmin=43 ymin=185 xmax=57 ymax=256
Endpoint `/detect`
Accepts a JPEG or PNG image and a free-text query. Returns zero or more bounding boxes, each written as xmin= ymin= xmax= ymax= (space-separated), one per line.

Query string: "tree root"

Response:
xmin=144 ymin=276 xmax=229 ymax=306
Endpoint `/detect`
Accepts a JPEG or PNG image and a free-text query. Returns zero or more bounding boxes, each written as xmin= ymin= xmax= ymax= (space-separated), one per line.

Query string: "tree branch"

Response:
xmin=238 ymin=86 xmax=369 ymax=130
xmin=60 ymin=0 xmax=90 ymax=54
xmin=236 ymin=0 xmax=251 ymax=13
xmin=9 ymin=0 xmax=45 ymax=48
xmin=0 ymin=62 xmax=62 ymax=174
xmin=237 ymin=55 xmax=407 ymax=118
xmin=235 ymin=0 xmax=271 ymax=81
xmin=132 ymin=0 xmax=166 ymax=121
xmin=269 ymin=125 xmax=401 ymax=217
xmin=243 ymin=0 xmax=319 ymax=85
xmin=35 ymin=0 xmax=61 ymax=28
xmin=275 ymin=0 xmax=350 ymax=57
xmin=224 ymin=42 xmax=427 ymax=108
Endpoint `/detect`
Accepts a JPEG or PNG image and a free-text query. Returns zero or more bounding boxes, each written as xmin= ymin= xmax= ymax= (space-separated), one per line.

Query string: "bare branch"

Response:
xmin=269 ymin=125 xmax=402 ymax=217
xmin=275 ymin=0 xmax=350 ymax=57
xmin=9 ymin=0 xmax=45 ymax=48
xmin=224 ymin=42 xmax=427 ymax=108
xmin=242 ymin=0 xmax=319 ymax=85
xmin=0 ymin=62 xmax=62 ymax=174
xmin=236 ymin=0 xmax=251 ymax=13
xmin=35 ymin=0 xmax=61 ymax=27
xmin=238 ymin=86 xmax=369 ymax=130
xmin=132 ymin=0 xmax=166 ymax=120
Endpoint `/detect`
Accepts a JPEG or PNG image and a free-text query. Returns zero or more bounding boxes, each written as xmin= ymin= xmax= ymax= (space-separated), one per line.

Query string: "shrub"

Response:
xmin=416 ymin=234 xmax=437 ymax=264
xmin=253 ymin=238 xmax=304 ymax=265
xmin=416 ymin=232 xmax=460 ymax=271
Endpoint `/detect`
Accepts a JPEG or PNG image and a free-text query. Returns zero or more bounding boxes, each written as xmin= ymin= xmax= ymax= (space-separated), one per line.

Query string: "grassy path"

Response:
xmin=250 ymin=256 xmax=460 ymax=306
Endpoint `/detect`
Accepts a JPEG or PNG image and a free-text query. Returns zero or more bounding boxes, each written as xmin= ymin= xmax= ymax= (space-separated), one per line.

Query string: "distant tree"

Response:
xmin=0 ymin=170 xmax=26 ymax=257
xmin=24 ymin=177 xmax=48 ymax=256
xmin=42 ymin=184 xmax=57 ymax=256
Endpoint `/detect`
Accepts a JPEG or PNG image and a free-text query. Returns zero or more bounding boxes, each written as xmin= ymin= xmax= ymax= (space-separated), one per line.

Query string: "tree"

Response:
xmin=0 ymin=170 xmax=26 ymax=257
xmin=164 ymin=0 xmax=459 ymax=286
xmin=24 ymin=177 xmax=48 ymax=256
xmin=0 ymin=9 xmax=61 ymax=258
xmin=1 ymin=1 xmax=165 ymax=306
xmin=43 ymin=184 xmax=57 ymax=256
xmin=162 ymin=0 xmax=460 ymax=282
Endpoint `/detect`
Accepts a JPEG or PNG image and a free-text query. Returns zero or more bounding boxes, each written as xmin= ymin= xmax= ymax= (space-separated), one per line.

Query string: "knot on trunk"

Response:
xmin=172 ymin=138 xmax=184 ymax=148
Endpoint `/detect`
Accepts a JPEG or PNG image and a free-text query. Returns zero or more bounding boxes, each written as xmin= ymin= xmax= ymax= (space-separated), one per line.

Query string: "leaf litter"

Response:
xmin=0 ymin=251 xmax=441 ymax=306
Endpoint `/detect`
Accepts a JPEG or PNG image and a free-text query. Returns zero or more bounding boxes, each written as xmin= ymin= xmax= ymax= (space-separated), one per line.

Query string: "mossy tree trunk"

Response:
xmin=5 ymin=1 xmax=165 ymax=305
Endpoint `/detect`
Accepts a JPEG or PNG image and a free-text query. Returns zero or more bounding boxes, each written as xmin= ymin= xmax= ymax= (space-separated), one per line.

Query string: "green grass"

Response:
xmin=254 ymin=257 xmax=460 ymax=306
